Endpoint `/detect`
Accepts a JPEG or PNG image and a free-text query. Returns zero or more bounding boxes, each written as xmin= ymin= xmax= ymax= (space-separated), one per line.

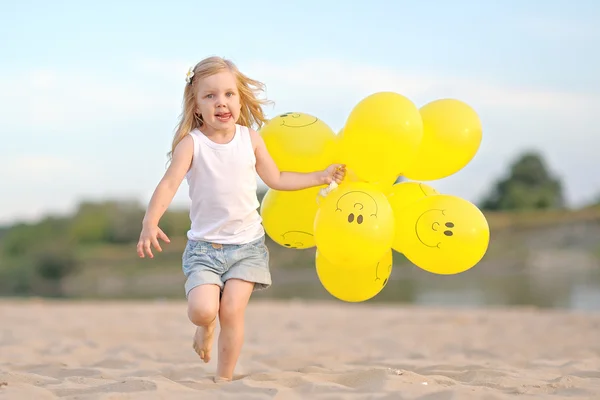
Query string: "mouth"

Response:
xmin=215 ymin=112 xmax=232 ymax=122
xmin=415 ymin=209 xmax=445 ymax=249
xmin=280 ymin=115 xmax=318 ymax=128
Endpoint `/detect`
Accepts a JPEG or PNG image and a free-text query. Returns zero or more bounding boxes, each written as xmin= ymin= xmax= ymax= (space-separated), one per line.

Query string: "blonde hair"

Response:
xmin=168 ymin=56 xmax=272 ymax=160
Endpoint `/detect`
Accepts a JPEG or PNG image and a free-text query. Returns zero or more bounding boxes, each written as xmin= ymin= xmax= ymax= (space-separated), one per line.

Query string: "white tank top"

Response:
xmin=185 ymin=124 xmax=264 ymax=244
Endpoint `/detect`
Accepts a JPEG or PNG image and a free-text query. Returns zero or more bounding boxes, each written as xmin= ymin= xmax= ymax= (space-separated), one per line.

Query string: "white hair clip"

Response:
xmin=185 ymin=67 xmax=194 ymax=84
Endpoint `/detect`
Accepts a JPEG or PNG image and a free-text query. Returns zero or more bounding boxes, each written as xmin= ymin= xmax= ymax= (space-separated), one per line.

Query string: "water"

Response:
xmin=255 ymin=264 xmax=600 ymax=312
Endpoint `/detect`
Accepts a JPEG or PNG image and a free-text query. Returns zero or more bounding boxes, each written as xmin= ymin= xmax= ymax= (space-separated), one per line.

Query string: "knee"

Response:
xmin=188 ymin=303 xmax=217 ymax=326
xmin=219 ymin=298 xmax=246 ymax=327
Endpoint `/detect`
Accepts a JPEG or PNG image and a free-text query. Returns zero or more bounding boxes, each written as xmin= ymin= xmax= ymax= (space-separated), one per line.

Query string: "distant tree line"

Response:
xmin=0 ymin=150 xmax=585 ymax=296
xmin=479 ymin=151 xmax=564 ymax=211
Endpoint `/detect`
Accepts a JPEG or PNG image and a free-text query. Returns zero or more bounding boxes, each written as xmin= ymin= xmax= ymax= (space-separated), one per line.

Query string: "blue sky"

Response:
xmin=1 ymin=0 xmax=599 ymax=224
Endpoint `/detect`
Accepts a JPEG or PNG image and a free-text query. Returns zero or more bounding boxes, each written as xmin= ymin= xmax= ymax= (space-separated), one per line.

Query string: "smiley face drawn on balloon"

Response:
xmin=335 ymin=191 xmax=378 ymax=225
xmin=394 ymin=194 xmax=489 ymax=275
xmin=280 ymin=231 xmax=314 ymax=249
xmin=415 ymin=209 xmax=455 ymax=249
xmin=375 ymin=261 xmax=393 ymax=286
xmin=314 ymin=182 xmax=395 ymax=267
xmin=259 ymin=112 xmax=335 ymax=173
xmin=387 ymin=182 xmax=439 ymax=226
xmin=261 ymin=187 xmax=320 ymax=250
xmin=277 ymin=112 xmax=318 ymax=128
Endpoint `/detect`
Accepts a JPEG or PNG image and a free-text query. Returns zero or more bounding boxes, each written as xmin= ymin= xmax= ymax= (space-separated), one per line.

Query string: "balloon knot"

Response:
xmin=316 ymin=181 xmax=338 ymax=205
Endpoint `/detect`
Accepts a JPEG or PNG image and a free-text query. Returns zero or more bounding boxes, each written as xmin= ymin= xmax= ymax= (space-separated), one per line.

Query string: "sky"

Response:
xmin=1 ymin=0 xmax=599 ymax=225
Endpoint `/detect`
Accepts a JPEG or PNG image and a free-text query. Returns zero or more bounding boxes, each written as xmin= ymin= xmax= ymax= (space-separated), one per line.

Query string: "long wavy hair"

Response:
xmin=168 ymin=56 xmax=272 ymax=161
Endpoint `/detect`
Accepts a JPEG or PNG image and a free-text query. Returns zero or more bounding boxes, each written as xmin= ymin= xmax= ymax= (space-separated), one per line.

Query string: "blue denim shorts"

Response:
xmin=182 ymin=235 xmax=271 ymax=297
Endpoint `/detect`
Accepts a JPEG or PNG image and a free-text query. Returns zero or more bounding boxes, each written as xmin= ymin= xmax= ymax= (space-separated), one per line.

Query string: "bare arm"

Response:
xmin=251 ymin=129 xmax=345 ymax=190
xmin=137 ymin=134 xmax=194 ymax=258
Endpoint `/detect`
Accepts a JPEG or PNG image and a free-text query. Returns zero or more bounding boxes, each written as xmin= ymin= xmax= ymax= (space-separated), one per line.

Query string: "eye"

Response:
xmin=445 ymin=222 xmax=454 ymax=228
xmin=444 ymin=230 xmax=453 ymax=236
xmin=357 ymin=215 xmax=363 ymax=224
xmin=348 ymin=213 xmax=354 ymax=223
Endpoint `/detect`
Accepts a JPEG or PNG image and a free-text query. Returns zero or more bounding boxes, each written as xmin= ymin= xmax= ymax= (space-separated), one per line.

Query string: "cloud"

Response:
xmin=128 ymin=56 xmax=599 ymax=146
xmin=519 ymin=16 xmax=600 ymax=41
xmin=0 ymin=155 xmax=94 ymax=224
xmin=1 ymin=57 xmax=599 ymax=224
xmin=240 ymin=59 xmax=598 ymax=190
xmin=243 ymin=58 xmax=598 ymax=116
xmin=11 ymin=155 xmax=74 ymax=180
xmin=0 ymin=67 xmax=176 ymax=133
xmin=5 ymin=57 xmax=592 ymax=136
xmin=135 ymin=58 xmax=193 ymax=80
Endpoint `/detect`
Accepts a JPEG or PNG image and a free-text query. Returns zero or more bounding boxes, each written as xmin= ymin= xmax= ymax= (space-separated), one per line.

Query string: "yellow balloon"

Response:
xmin=313 ymin=182 xmax=395 ymax=266
xmin=345 ymin=167 xmax=399 ymax=194
xmin=260 ymin=187 xmax=320 ymax=249
xmin=402 ymin=99 xmax=482 ymax=181
xmin=394 ymin=194 xmax=489 ymax=275
xmin=259 ymin=112 xmax=337 ymax=173
xmin=339 ymin=92 xmax=423 ymax=183
xmin=387 ymin=181 xmax=438 ymax=210
xmin=316 ymin=249 xmax=393 ymax=302
xmin=386 ymin=181 xmax=439 ymax=252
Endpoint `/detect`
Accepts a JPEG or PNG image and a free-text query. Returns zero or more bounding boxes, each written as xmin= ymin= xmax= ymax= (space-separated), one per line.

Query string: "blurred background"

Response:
xmin=1 ymin=0 xmax=599 ymax=311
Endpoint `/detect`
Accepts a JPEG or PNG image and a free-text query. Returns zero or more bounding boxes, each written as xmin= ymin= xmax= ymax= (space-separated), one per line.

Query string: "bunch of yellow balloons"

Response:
xmin=258 ymin=93 xmax=490 ymax=303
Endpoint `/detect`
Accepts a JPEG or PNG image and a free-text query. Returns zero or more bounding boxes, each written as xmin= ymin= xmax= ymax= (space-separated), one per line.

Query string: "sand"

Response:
xmin=1 ymin=299 xmax=599 ymax=399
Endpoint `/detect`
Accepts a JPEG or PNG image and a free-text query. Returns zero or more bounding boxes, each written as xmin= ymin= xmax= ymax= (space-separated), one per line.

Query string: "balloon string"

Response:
xmin=316 ymin=181 xmax=338 ymax=206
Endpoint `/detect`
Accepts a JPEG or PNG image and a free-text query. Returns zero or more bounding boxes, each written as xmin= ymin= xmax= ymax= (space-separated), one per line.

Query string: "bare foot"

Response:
xmin=213 ymin=376 xmax=232 ymax=383
xmin=192 ymin=319 xmax=216 ymax=363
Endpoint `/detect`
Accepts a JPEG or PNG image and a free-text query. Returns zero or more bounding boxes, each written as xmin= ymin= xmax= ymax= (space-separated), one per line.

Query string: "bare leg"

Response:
xmin=187 ymin=284 xmax=221 ymax=363
xmin=215 ymin=278 xmax=254 ymax=381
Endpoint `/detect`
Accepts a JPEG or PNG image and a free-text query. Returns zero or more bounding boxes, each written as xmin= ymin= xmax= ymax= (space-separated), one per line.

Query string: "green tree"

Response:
xmin=480 ymin=151 xmax=564 ymax=211
xmin=28 ymin=242 xmax=80 ymax=297
xmin=32 ymin=243 xmax=79 ymax=281
xmin=0 ymin=225 xmax=9 ymax=240
xmin=2 ymin=217 xmax=69 ymax=256
xmin=69 ymin=200 xmax=145 ymax=244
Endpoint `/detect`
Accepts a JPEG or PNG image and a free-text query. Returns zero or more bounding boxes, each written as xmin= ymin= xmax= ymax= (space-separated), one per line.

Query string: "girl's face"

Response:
xmin=194 ymin=70 xmax=241 ymax=134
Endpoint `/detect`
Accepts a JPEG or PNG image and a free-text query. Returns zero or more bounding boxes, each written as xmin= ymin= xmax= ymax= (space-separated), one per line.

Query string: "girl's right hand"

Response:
xmin=137 ymin=224 xmax=171 ymax=258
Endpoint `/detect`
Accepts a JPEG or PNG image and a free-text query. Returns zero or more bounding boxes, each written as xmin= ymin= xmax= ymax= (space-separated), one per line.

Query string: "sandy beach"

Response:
xmin=1 ymin=299 xmax=599 ymax=399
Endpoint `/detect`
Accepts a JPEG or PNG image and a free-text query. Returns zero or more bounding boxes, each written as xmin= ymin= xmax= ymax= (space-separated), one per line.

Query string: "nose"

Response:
xmin=215 ymin=94 xmax=228 ymax=107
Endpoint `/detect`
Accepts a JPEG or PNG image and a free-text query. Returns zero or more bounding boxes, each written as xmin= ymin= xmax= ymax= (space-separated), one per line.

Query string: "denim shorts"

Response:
xmin=182 ymin=235 xmax=271 ymax=297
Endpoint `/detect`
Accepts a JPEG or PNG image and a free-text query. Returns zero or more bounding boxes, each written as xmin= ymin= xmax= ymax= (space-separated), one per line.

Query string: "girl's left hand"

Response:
xmin=322 ymin=164 xmax=346 ymax=185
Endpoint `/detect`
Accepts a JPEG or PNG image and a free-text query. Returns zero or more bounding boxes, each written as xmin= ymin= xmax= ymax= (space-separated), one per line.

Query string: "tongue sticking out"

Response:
xmin=216 ymin=112 xmax=231 ymax=122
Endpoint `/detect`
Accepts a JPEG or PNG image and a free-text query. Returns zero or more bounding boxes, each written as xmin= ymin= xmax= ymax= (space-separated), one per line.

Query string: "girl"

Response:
xmin=136 ymin=56 xmax=345 ymax=382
